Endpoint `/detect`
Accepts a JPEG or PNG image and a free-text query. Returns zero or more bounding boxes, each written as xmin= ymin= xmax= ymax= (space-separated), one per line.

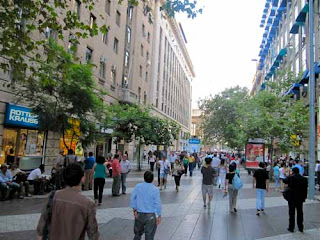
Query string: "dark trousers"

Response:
xmin=317 ymin=171 xmax=320 ymax=190
xmin=150 ymin=162 xmax=155 ymax=172
xmin=157 ymin=168 xmax=160 ymax=186
xmin=184 ymin=164 xmax=188 ymax=175
xmin=189 ymin=162 xmax=194 ymax=176
xmin=94 ymin=178 xmax=105 ymax=203
xmin=174 ymin=175 xmax=181 ymax=186
xmin=288 ymin=201 xmax=304 ymax=231
xmin=134 ymin=213 xmax=157 ymax=240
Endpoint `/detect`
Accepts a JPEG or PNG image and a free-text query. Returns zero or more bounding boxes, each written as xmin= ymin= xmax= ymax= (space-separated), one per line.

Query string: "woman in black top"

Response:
xmin=225 ymin=164 xmax=239 ymax=213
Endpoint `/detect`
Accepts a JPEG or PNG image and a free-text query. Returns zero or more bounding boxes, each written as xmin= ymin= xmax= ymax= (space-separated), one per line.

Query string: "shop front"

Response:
xmin=1 ymin=103 xmax=45 ymax=170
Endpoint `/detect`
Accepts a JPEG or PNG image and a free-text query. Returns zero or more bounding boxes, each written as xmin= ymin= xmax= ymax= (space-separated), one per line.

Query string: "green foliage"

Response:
xmin=18 ymin=40 xmax=106 ymax=149
xmin=161 ymin=0 xmax=203 ymax=19
xmin=200 ymin=71 xmax=309 ymax=155
xmin=107 ymin=104 xmax=180 ymax=146
xmin=199 ymin=86 xmax=249 ymax=149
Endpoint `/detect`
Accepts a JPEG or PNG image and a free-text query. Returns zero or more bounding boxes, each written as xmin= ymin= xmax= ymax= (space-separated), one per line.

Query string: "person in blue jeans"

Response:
xmin=253 ymin=162 xmax=269 ymax=216
xmin=273 ymin=162 xmax=280 ymax=191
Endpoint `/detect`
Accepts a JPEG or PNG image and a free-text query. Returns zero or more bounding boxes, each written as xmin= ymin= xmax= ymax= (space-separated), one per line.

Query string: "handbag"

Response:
xmin=282 ymin=187 xmax=292 ymax=201
xmin=42 ymin=190 xmax=56 ymax=240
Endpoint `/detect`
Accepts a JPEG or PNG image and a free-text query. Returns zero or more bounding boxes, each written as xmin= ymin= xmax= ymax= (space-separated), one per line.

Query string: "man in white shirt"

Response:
xmin=211 ymin=153 xmax=221 ymax=186
xmin=27 ymin=164 xmax=45 ymax=195
xmin=120 ymin=154 xmax=132 ymax=194
xmin=168 ymin=151 xmax=177 ymax=169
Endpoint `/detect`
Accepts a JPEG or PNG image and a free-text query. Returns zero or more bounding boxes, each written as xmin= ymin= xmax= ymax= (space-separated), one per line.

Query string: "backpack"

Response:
xmin=232 ymin=173 xmax=243 ymax=190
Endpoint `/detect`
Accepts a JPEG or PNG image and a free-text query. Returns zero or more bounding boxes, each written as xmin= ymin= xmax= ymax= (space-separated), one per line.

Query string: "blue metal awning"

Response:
xmin=299 ymin=62 xmax=320 ymax=84
xmin=284 ymin=83 xmax=302 ymax=97
xmin=290 ymin=2 xmax=309 ymax=34
xmin=265 ymin=48 xmax=287 ymax=80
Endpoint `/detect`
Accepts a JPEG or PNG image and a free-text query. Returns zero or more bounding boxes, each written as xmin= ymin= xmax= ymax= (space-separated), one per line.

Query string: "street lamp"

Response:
xmin=308 ymin=0 xmax=316 ymax=200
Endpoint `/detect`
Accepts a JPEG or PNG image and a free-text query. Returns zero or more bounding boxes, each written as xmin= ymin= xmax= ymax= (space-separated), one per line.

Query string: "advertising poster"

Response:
xmin=245 ymin=143 xmax=264 ymax=168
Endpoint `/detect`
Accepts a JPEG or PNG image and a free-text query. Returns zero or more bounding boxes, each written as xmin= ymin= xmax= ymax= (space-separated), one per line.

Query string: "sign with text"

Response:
xmin=4 ymin=103 xmax=40 ymax=129
xmin=189 ymin=138 xmax=200 ymax=144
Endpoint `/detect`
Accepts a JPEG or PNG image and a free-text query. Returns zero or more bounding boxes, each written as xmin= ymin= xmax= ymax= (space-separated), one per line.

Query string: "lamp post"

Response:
xmin=308 ymin=0 xmax=315 ymax=200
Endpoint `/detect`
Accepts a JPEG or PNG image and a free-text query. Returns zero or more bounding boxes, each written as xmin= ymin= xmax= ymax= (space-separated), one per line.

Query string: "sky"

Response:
xmin=178 ymin=0 xmax=266 ymax=108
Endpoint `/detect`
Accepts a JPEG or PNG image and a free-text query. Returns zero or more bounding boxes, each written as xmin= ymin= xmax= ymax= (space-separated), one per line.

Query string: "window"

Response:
xmin=125 ymin=51 xmax=130 ymax=67
xmin=144 ymin=92 xmax=147 ymax=104
xmin=99 ymin=58 xmax=106 ymax=79
xmin=105 ymin=0 xmax=111 ymax=15
xmin=68 ymin=33 xmax=77 ymax=54
xmin=139 ymin=65 xmax=143 ymax=77
xmin=147 ymin=32 xmax=150 ymax=43
xmin=102 ymin=31 xmax=108 ymax=44
xmin=140 ymin=44 xmax=144 ymax=57
xmin=138 ymin=87 xmax=141 ymax=103
xmin=116 ymin=11 xmax=121 ymax=27
xmin=111 ymin=68 xmax=117 ymax=85
xmin=74 ymin=0 xmax=81 ymax=20
xmin=127 ymin=27 xmax=131 ymax=43
xmin=128 ymin=6 xmax=133 ymax=20
xmin=85 ymin=47 xmax=93 ymax=64
xmin=90 ymin=14 xmax=96 ymax=29
xmin=142 ymin=24 xmax=146 ymax=37
xmin=145 ymin=71 xmax=148 ymax=82
xmin=146 ymin=51 xmax=149 ymax=62
xmin=113 ymin=38 xmax=119 ymax=53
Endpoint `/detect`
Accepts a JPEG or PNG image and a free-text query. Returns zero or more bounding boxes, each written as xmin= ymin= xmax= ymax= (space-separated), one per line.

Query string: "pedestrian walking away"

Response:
xmin=273 ymin=162 xmax=280 ymax=191
xmin=148 ymin=152 xmax=156 ymax=172
xmin=218 ymin=159 xmax=227 ymax=190
xmin=84 ymin=152 xmax=95 ymax=191
xmin=92 ymin=156 xmax=108 ymax=206
xmin=253 ymin=162 xmax=269 ymax=216
xmin=169 ymin=151 xmax=177 ymax=170
xmin=37 ymin=163 xmax=99 ymax=240
xmin=201 ymin=157 xmax=216 ymax=209
xmin=111 ymin=154 xmax=121 ymax=196
xmin=283 ymin=167 xmax=308 ymax=233
xmin=120 ymin=154 xmax=132 ymax=194
xmin=225 ymin=164 xmax=239 ymax=213
xmin=183 ymin=155 xmax=189 ymax=176
xmin=130 ymin=171 xmax=162 ymax=240
xmin=172 ymin=159 xmax=184 ymax=192
xmin=211 ymin=153 xmax=221 ymax=186
xmin=158 ymin=156 xmax=170 ymax=190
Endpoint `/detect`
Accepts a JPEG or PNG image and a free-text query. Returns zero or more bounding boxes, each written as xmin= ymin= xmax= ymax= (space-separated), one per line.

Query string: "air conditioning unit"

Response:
xmin=111 ymin=65 xmax=117 ymax=72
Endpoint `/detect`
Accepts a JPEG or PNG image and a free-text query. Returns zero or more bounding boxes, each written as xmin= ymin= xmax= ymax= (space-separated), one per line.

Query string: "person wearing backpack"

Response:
xmin=253 ymin=162 xmax=269 ymax=216
xmin=225 ymin=164 xmax=240 ymax=213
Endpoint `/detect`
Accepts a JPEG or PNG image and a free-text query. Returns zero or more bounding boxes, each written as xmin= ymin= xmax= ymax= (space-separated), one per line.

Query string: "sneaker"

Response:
xmin=94 ymin=199 xmax=98 ymax=205
xmin=164 ymin=185 xmax=166 ymax=189
xmin=98 ymin=203 xmax=101 ymax=206
xmin=261 ymin=209 xmax=265 ymax=214
xmin=298 ymin=229 xmax=303 ymax=233
xmin=234 ymin=208 xmax=237 ymax=213
xmin=203 ymin=204 xmax=206 ymax=208
xmin=18 ymin=195 xmax=24 ymax=199
xmin=256 ymin=210 xmax=260 ymax=216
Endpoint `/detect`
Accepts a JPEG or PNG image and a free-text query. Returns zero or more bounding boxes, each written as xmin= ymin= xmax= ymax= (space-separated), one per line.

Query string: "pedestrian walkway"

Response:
xmin=0 ymin=167 xmax=319 ymax=239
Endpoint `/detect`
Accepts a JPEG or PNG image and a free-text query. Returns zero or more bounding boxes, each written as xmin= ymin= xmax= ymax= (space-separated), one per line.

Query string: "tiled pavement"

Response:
xmin=0 ymin=166 xmax=320 ymax=240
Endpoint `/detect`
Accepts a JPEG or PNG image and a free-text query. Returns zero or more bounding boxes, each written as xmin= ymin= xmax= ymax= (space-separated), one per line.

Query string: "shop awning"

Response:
xmin=290 ymin=2 xmax=309 ymax=34
xmin=298 ymin=62 xmax=320 ymax=84
xmin=265 ymin=48 xmax=287 ymax=80
xmin=284 ymin=83 xmax=302 ymax=97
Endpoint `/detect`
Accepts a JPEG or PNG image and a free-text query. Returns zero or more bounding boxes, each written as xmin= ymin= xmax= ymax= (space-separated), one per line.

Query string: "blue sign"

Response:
xmin=4 ymin=103 xmax=40 ymax=129
xmin=189 ymin=138 xmax=200 ymax=144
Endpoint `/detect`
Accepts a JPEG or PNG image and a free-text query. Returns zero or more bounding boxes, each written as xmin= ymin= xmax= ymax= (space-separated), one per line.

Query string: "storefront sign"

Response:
xmin=4 ymin=104 xmax=40 ymax=128
xmin=189 ymin=138 xmax=200 ymax=144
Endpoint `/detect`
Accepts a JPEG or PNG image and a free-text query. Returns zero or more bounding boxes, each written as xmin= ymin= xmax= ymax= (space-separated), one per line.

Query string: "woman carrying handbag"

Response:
xmin=172 ymin=159 xmax=184 ymax=192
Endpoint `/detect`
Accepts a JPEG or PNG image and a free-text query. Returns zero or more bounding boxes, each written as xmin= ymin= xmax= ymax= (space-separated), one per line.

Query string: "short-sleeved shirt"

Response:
xmin=84 ymin=157 xmax=95 ymax=170
xmin=254 ymin=169 xmax=269 ymax=189
xmin=201 ymin=165 xmax=216 ymax=185
xmin=226 ymin=172 xmax=236 ymax=184
xmin=27 ymin=168 xmax=42 ymax=180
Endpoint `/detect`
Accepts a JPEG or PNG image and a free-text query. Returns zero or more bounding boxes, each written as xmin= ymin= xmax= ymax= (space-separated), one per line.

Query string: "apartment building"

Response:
xmin=150 ymin=0 xmax=195 ymax=151
xmin=253 ymin=0 xmax=320 ymax=158
xmin=0 ymin=0 xmax=194 ymax=168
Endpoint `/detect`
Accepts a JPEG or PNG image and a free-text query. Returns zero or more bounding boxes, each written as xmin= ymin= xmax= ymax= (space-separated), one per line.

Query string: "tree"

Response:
xmin=199 ymin=86 xmax=249 ymax=149
xmin=18 ymin=40 xmax=106 ymax=149
xmin=0 ymin=0 xmax=202 ymax=86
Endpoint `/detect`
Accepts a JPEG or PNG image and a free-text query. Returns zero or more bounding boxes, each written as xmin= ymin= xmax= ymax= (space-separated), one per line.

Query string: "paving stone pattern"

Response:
xmin=0 ymin=167 xmax=320 ymax=240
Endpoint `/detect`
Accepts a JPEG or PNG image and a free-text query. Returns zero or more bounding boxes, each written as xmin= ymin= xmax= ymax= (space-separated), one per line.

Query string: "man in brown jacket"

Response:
xmin=37 ymin=163 xmax=99 ymax=240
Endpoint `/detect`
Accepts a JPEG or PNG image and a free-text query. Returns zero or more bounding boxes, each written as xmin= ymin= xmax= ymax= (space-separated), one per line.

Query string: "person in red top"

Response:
xmin=112 ymin=154 xmax=121 ymax=196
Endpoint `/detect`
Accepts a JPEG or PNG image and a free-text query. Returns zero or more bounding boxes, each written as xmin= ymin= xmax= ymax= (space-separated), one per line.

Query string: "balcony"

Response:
xmin=118 ymin=88 xmax=138 ymax=104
